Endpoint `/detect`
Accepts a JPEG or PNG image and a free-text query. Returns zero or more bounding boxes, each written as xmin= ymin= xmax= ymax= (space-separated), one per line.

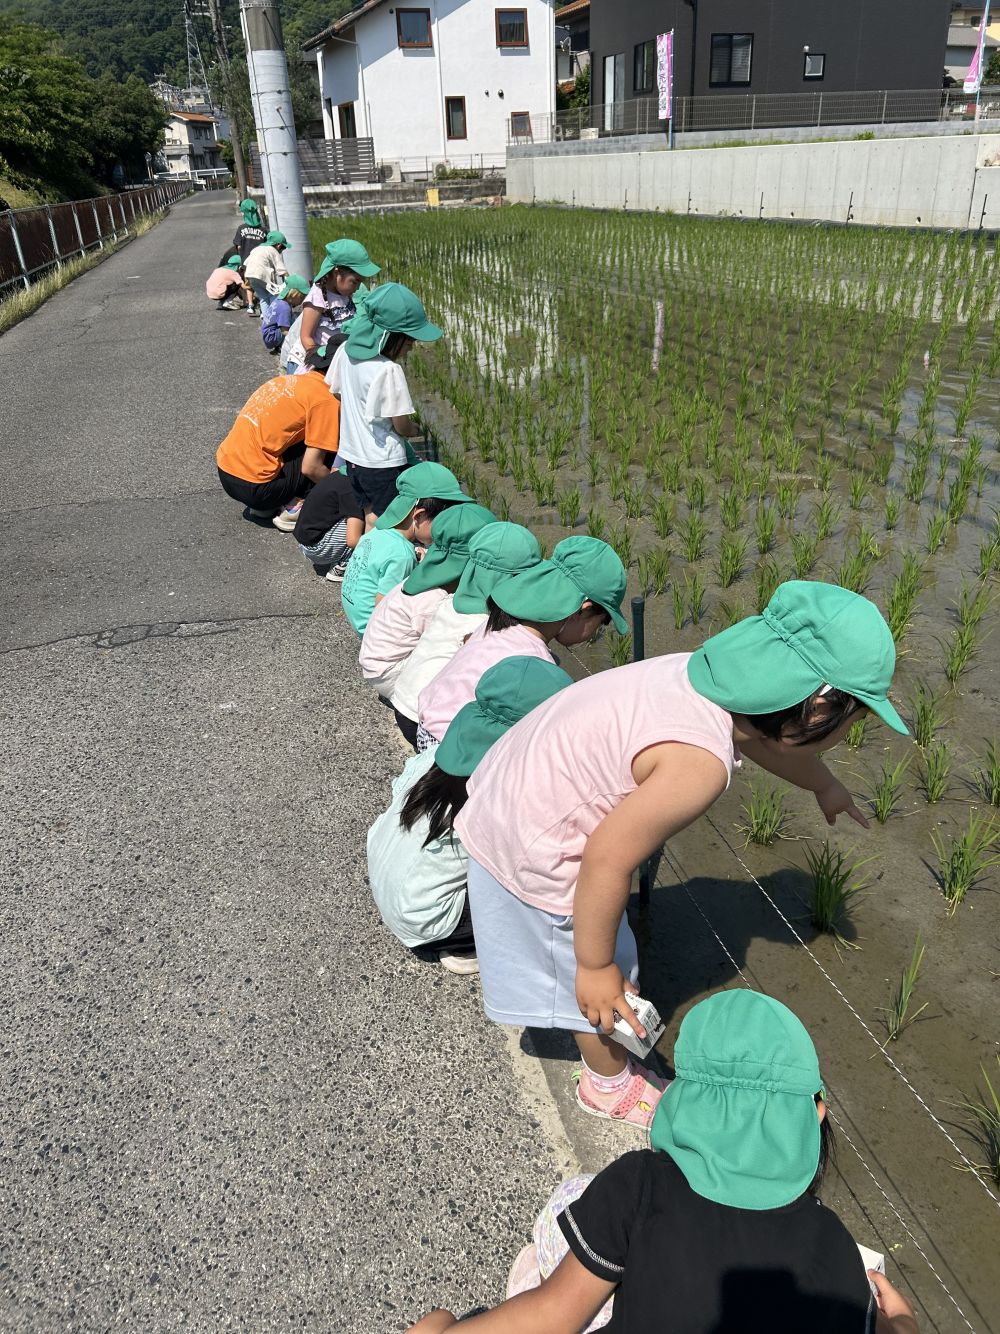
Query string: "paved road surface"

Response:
xmin=0 ymin=193 xmax=569 ymax=1332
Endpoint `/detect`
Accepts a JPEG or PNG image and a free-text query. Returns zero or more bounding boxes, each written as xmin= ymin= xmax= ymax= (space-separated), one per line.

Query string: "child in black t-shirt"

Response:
xmin=406 ymin=991 xmax=921 ymax=1334
xmin=292 ymin=468 xmax=365 ymax=577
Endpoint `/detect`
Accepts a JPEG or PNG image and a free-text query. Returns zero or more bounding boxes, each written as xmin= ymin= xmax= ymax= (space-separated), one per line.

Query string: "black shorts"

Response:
xmin=346 ymin=462 xmax=408 ymax=517
xmin=218 ymin=443 xmax=311 ymax=512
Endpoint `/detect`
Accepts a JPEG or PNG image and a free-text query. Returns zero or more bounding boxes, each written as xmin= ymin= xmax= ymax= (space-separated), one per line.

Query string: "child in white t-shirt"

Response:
xmin=326 ymin=282 xmax=443 ymax=525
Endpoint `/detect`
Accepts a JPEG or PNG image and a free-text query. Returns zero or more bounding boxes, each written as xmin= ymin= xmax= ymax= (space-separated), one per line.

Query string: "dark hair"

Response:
xmin=304 ymin=348 xmax=330 ymax=372
xmin=808 ymin=1104 xmax=835 ymax=1196
xmin=486 ymin=595 xmax=520 ymax=633
xmin=399 ymin=763 xmax=469 ymax=847
xmin=316 ymin=266 xmax=359 ymax=298
xmin=415 ymin=495 xmax=462 ymax=522
xmin=743 ymin=687 xmax=863 ymax=747
xmin=382 ymin=331 xmax=413 ymax=361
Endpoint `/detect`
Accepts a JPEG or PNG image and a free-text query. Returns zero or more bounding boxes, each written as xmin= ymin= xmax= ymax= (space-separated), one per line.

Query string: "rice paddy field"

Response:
xmin=313 ymin=207 xmax=1000 ymax=1332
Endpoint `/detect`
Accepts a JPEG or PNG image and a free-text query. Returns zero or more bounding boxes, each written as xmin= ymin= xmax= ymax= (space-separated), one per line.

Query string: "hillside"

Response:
xmin=0 ymin=0 xmax=352 ymax=84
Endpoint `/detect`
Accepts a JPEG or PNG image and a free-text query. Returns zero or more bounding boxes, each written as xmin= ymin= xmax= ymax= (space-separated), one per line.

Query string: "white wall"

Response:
xmin=507 ymin=133 xmax=1000 ymax=230
xmin=318 ymin=0 xmax=555 ymax=164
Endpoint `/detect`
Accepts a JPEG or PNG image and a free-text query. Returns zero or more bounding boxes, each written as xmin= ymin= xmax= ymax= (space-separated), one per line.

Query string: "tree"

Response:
xmin=89 ymin=74 xmax=166 ymax=184
xmin=984 ymin=49 xmax=1000 ymax=85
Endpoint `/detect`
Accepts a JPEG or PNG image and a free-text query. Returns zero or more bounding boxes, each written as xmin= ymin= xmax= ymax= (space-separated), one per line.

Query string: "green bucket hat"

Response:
xmin=278 ymin=273 xmax=310 ymax=300
xmin=687 ymin=580 xmax=907 ymax=734
xmin=375 ymin=461 xmax=473 ymax=531
xmin=345 ymin=282 xmax=443 ymax=361
xmin=436 ymin=657 xmax=574 ymax=777
xmin=452 ymin=523 xmax=542 ymax=615
xmin=315 ymin=237 xmax=380 ymax=281
xmin=226 ymin=255 xmax=243 ymax=270
xmin=266 ymin=230 xmax=288 ymax=248
xmin=650 ymin=990 xmax=824 ymax=1211
xmin=491 ymin=535 xmax=628 ymax=634
xmin=239 ymin=198 xmax=261 ymax=223
xmin=403 ymin=504 xmax=497 ymax=595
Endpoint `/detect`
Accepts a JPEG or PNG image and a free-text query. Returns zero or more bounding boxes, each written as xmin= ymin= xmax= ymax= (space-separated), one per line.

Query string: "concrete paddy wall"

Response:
xmin=506 ymin=133 xmax=1000 ymax=230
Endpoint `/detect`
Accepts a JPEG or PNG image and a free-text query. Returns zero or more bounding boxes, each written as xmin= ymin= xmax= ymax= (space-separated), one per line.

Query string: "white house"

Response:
xmin=304 ymin=0 xmax=557 ymax=173
xmin=161 ymin=112 xmax=225 ymax=179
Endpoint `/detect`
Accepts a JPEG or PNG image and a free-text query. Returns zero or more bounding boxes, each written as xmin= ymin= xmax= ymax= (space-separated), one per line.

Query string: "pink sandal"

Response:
xmin=575 ymin=1061 xmax=669 ymax=1132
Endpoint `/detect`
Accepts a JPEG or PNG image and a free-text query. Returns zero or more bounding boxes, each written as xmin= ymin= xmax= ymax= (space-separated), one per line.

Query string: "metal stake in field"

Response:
xmin=239 ymin=0 xmax=312 ymax=277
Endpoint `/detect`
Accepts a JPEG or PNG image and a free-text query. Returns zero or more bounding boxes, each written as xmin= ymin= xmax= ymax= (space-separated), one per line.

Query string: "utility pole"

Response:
xmin=205 ymin=0 xmax=249 ymax=200
xmin=239 ymin=0 xmax=312 ymax=278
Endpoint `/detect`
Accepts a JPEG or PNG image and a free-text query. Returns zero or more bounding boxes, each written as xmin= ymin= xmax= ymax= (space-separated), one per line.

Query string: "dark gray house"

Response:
xmin=590 ymin=0 xmax=952 ymax=110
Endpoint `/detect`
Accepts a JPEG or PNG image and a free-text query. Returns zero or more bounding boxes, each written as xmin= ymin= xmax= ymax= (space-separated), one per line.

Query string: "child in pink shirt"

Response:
xmin=417 ymin=536 xmax=628 ymax=749
xmin=455 ymin=582 xmax=908 ymax=1131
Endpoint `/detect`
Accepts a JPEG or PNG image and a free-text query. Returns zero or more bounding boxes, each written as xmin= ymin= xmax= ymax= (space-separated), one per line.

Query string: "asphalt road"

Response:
xmin=0 ymin=193 xmax=569 ymax=1332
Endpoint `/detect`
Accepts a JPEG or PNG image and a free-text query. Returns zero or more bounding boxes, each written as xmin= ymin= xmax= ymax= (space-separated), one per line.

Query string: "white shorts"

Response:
xmin=466 ymin=858 xmax=639 ymax=1033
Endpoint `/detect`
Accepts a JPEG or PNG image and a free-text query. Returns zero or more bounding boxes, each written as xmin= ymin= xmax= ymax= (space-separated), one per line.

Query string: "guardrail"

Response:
xmin=511 ymin=85 xmax=1000 ymax=145
xmin=0 ymin=180 xmax=192 ymax=297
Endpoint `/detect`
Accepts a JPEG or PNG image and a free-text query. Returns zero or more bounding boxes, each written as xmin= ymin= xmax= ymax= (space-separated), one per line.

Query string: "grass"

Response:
xmin=739 ymin=781 xmax=791 ymax=845
xmin=909 ymin=681 xmax=944 ymax=748
xmin=607 ymin=631 xmax=632 ymax=667
xmin=846 ymin=716 xmax=870 ymax=749
xmin=918 ymin=742 xmax=951 ymax=803
xmin=943 ymin=623 xmax=981 ymax=688
xmin=806 ymin=841 xmax=868 ymax=947
xmin=932 ymin=812 xmax=1000 ymax=915
xmin=716 ymin=535 xmax=748 ymax=588
xmin=879 ymin=933 xmax=929 ymax=1044
xmin=868 ymin=753 xmax=910 ymax=823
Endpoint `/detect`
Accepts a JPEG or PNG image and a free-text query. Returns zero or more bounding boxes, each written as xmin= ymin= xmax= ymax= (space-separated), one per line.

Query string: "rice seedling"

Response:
xmin=816 ymin=455 xmax=835 ymax=492
xmin=510 ymin=448 xmax=527 ymax=491
xmin=651 ymin=494 xmax=675 ymax=540
xmin=814 ymin=495 xmax=840 ymax=541
xmin=978 ymin=530 xmax=1000 ymax=579
xmin=973 ymin=740 xmax=1000 ymax=806
xmin=836 ymin=544 xmax=875 ymax=595
xmin=716 ymin=535 xmax=749 ymax=588
xmin=720 ymin=489 xmax=746 ymax=531
xmin=775 ymin=480 xmax=800 ymax=520
xmin=671 ymin=582 xmax=685 ymax=631
xmin=958 ymin=578 xmax=993 ymax=631
xmin=686 ymin=473 xmax=708 ymax=512
xmin=953 ymin=1057 xmax=1000 ymax=1187
xmin=739 ymin=781 xmax=791 ymax=845
xmin=790 ymin=531 xmax=818 ymax=577
xmin=587 ymin=503 xmax=607 ymax=540
xmin=879 ymin=934 xmax=929 ymax=1043
xmin=586 ymin=451 xmax=601 ymax=489
xmin=909 ymin=681 xmax=944 ymax=748
xmin=716 ymin=598 xmax=746 ymax=629
xmin=884 ymin=494 xmax=901 ymax=530
xmin=607 ymin=631 xmax=633 ymax=667
xmin=637 ymin=546 xmax=670 ymax=597
xmin=943 ymin=623 xmax=980 ymax=687
xmin=870 ymin=449 xmax=894 ymax=487
xmin=925 ymin=509 xmax=950 ymax=555
xmin=849 ymin=473 xmax=870 ymax=511
xmin=918 ymin=742 xmax=952 ymax=803
xmin=932 ymin=812 xmax=1000 ymax=914
xmin=495 ymin=494 xmax=512 ymax=522
xmin=680 ymin=512 xmax=709 ymax=563
xmin=754 ymin=502 xmax=777 ymax=555
xmin=608 ymin=521 xmax=634 ymax=569
xmin=659 ymin=456 xmax=682 ymax=493
xmin=868 ymin=753 xmax=910 ymax=823
xmin=686 ymin=572 xmax=707 ymax=624
xmin=846 ymin=716 xmax=870 ymax=749
xmin=755 ymin=559 xmax=783 ymax=613
xmin=556 ymin=486 xmax=582 ymax=528
xmin=806 ymin=841 xmax=869 ymax=947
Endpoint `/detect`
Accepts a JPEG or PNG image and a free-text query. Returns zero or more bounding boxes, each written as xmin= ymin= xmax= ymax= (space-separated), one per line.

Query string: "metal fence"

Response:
xmin=0 ymin=181 xmax=192 ymax=297
xmin=248 ymin=139 xmax=505 ymax=188
xmin=510 ymin=85 xmax=1000 ymax=145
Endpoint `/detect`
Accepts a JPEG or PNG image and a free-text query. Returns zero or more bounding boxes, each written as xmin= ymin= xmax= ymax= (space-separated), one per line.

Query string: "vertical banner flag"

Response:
xmin=965 ymin=0 xmax=991 ymax=94
xmin=657 ymin=31 xmax=673 ymax=120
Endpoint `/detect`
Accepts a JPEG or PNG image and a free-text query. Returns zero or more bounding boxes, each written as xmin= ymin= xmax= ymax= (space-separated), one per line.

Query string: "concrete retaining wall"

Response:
xmin=507 ymin=133 xmax=1000 ymax=230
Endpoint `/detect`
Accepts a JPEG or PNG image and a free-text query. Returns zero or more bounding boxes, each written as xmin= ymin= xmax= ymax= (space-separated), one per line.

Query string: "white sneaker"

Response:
xmin=439 ymin=952 xmax=479 ymax=975
xmin=325 ymin=562 xmax=348 ymax=582
xmin=272 ymin=504 xmax=302 ymax=532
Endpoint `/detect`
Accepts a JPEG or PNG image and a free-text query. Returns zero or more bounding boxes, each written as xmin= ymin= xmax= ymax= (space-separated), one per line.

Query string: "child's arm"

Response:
xmin=574 ymin=741 xmax=728 ymax=1035
xmin=301 ymin=447 xmax=332 ymax=483
xmin=738 ymin=737 xmax=869 ymax=828
xmin=871 ymin=1272 xmax=920 ymax=1334
xmin=299 ymin=304 xmax=322 ymax=354
xmin=391 ymin=413 xmax=422 ymax=439
xmin=345 ymin=517 xmax=364 ymax=549
xmin=406 ymin=1251 xmax=614 ymax=1333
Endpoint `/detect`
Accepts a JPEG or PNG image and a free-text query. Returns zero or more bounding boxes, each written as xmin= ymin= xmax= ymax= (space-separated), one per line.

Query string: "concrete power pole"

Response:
xmin=205 ymin=0 xmax=250 ymax=201
xmin=239 ymin=0 xmax=312 ymax=278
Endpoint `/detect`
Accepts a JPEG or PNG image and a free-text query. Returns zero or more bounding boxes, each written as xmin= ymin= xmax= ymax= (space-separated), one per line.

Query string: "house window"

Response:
xmin=709 ymin=33 xmax=753 ymax=86
xmin=496 ymin=8 xmax=528 ymax=47
xmin=803 ymin=51 xmax=825 ymax=80
xmin=510 ymin=110 xmax=532 ymax=139
xmin=397 ymin=8 xmax=432 ymax=48
xmin=445 ymin=96 xmax=467 ymax=139
xmin=634 ymin=39 xmax=656 ymax=93
xmin=338 ymin=102 xmax=357 ymax=137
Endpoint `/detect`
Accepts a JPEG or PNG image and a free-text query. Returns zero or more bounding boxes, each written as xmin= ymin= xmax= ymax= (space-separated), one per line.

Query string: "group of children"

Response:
xmin=210 ymin=202 xmax=921 ymax=1332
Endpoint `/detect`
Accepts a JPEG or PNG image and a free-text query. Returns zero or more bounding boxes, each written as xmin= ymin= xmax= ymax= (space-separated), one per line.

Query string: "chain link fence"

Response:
xmin=511 ymin=86 xmax=1000 ymax=146
xmin=0 ymin=181 xmax=191 ymax=298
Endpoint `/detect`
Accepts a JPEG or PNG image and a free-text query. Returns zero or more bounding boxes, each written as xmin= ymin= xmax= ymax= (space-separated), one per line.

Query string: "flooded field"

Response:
xmin=313 ymin=207 xmax=1000 ymax=1332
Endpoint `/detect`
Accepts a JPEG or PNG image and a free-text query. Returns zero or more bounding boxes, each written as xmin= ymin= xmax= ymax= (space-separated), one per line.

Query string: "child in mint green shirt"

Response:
xmin=339 ymin=461 xmax=475 ymax=634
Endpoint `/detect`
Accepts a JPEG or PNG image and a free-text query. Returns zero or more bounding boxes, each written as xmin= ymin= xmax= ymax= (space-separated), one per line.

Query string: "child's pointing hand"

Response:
xmin=576 ymin=963 xmax=645 ymax=1037
xmin=815 ymin=777 xmax=870 ymax=829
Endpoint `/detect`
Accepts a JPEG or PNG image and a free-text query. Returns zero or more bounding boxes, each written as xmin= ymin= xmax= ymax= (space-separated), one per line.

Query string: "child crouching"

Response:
xmin=367 ymin=657 xmax=572 ymax=974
